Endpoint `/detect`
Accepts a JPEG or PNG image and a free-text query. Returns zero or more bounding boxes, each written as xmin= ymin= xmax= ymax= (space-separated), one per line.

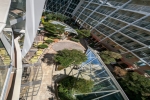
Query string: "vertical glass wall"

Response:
xmin=9 ymin=0 xmax=26 ymax=20
xmin=46 ymin=0 xmax=80 ymax=17
xmin=0 ymin=40 xmax=10 ymax=96
xmin=65 ymin=0 xmax=80 ymax=16
xmin=3 ymin=18 xmax=12 ymax=44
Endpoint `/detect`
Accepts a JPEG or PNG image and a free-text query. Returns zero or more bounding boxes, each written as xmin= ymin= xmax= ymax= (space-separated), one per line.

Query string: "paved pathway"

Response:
xmin=31 ymin=48 xmax=56 ymax=100
xmin=30 ymin=40 xmax=85 ymax=100
xmin=52 ymin=40 xmax=85 ymax=52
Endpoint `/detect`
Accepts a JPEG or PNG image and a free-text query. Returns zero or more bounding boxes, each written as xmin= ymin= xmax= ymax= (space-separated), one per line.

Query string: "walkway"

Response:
xmin=52 ymin=40 xmax=85 ymax=52
xmin=31 ymin=48 xmax=56 ymax=100
xmin=30 ymin=40 xmax=85 ymax=100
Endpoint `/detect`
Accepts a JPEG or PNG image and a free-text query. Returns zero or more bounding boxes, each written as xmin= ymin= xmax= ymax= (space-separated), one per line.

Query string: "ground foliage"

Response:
xmin=119 ymin=72 xmax=150 ymax=100
xmin=37 ymin=44 xmax=48 ymax=49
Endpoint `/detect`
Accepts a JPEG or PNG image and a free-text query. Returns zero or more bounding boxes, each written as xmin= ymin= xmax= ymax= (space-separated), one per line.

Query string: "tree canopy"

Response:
xmin=119 ymin=72 xmax=150 ymax=100
xmin=113 ymin=66 xmax=127 ymax=77
xmin=58 ymin=76 xmax=94 ymax=100
xmin=54 ymin=49 xmax=87 ymax=68
xmin=43 ymin=22 xmax=65 ymax=35
xmin=45 ymin=13 xmax=67 ymax=22
xmin=76 ymin=29 xmax=91 ymax=38
xmin=99 ymin=51 xmax=122 ymax=64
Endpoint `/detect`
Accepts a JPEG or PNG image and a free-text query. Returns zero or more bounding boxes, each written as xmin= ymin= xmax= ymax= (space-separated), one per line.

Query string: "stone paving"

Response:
xmin=31 ymin=48 xmax=55 ymax=100
xmin=52 ymin=40 xmax=85 ymax=52
xmin=30 ymin=40 xmax=85 ymax=100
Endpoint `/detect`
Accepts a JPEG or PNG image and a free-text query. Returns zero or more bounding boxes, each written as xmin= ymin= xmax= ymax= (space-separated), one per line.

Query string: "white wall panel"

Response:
xmin=22 ymin=0 xmax=46 ymax=57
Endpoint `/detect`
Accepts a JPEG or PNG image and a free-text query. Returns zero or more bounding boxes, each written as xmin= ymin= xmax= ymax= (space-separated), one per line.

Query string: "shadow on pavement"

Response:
xmin=41 ymin=53 xmax=55 ymax=66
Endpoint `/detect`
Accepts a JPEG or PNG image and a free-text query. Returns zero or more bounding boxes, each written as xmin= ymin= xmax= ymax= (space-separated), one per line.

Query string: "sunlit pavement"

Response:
xmin=31 ymin=40 xmax=85 ymax=100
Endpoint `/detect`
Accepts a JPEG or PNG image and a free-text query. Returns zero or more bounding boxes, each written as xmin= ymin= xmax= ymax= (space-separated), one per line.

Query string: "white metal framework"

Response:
xmin=74 ymin=47 xmax=128 ymax=100
xmin=73 ymin=0 xmax=150 ymax=66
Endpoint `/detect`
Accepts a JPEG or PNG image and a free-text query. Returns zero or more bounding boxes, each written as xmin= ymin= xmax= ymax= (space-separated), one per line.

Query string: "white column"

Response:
xmin=22 ymin=0 xmax=46 ymax=57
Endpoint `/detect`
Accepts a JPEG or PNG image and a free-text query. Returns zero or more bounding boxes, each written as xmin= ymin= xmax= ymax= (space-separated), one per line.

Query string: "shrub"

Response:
xmin=70 ymin=38 xmax=79 ymax=42
xmin=38 ymin=44 xmax=48 ymax=49
xmin=58 ymin=84 xmax=74 ymax=100
xmin=45 ymin=40 xmax=53 ymax=44
xmin=57 ymin=65 xmax=64 ymax=71
xmin=76 ymin=29 xmax=91 ymax=38
xmin=42 ymin=11 xmax=48 ymax=16
xmin=41 ymin=17 xmax=45 ymax=24
xmin=56 ymin=36 xmax=62 ymax=39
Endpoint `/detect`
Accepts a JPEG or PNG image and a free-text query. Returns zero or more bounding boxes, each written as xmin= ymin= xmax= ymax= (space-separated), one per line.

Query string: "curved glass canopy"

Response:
xmin=74 ymin=47 xmax=128 ymax=100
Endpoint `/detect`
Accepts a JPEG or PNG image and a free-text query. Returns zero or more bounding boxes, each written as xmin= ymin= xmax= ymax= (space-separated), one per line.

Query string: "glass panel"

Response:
xmin=101 ymin=92 xmax=124 ymax=100
xmin=75 ymin=93 xmax=97 ymax=100
xmin=133 ymin=48 xmax=150 ymax=58
xmin=75 ymin=92 xmax=124 ymax=100
xmin=3 ymin=18 xmax=12 ymax=44
xmin=0 ymin=40 xmax=10 ymax=96
xmin=143 ymin=57 xmax=150 ymax=65
xmin=75 ymin=49 xmax=125 ymax=99
xmin=45 ymin=0 xmax=80 ymax=16
xmin=93 ymin=78 xmax=116 ymax=92
xmin=0 ymin=40 xmax=11 ymax=66
xmin=9 ymin=0 xmax=26 ymax=20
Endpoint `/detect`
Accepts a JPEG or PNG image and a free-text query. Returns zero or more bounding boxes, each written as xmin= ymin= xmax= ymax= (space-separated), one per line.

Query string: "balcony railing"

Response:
xmin=0 ymin=31 xmax=14 ymax=100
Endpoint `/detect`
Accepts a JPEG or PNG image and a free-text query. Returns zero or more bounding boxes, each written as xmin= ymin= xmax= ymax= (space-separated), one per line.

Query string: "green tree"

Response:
xmin=99 ymin=51 xmax=122 ymax=64
xmin=58 ymin=76 xmax=94 ymax=100
xmin=43 ymin=22 xmax=65 ymax=35
xmin=54 ymin=49 xmax=87 ymax=68
xmin=55 ymin=24 xmax=65 ymax=34
xmin=119 ymin=72 xmax=150 ymax=100
xmin=46 ymin=14 xmax=53 ymax=21
xmin=76 ymin=29 xmax=91 ymax=38
xmin=45 ymin=13 xmax=67 ymax=22
xmin=43 ymin=22 xmax=57 ymax=34
xmin=55 ymin=13 xmax=67 ymax=21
